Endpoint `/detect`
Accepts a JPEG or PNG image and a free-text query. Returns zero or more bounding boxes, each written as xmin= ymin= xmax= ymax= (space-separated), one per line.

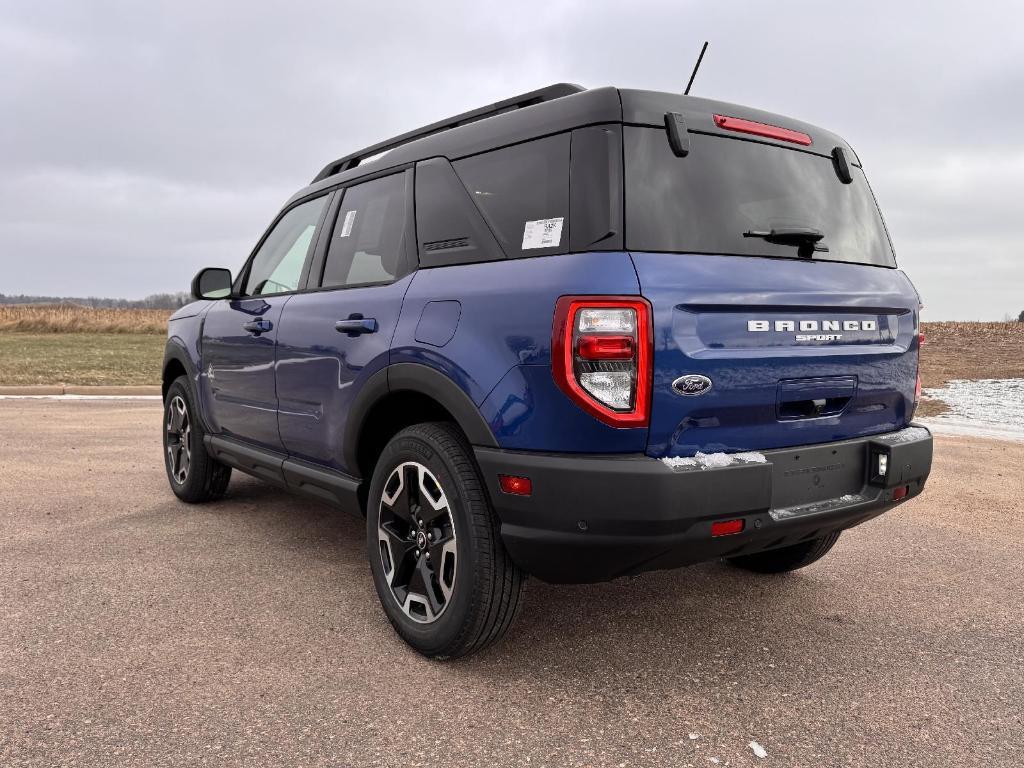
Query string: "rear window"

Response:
xmin=454 ymin=134 xmax=570 ymax=258
xmin=625 ymin=127 xmax=895 ymax=267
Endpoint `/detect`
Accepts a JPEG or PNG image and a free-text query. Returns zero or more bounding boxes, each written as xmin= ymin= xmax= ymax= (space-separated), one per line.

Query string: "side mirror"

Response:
xmin=191 ymin=267 xmax=233 ymax=300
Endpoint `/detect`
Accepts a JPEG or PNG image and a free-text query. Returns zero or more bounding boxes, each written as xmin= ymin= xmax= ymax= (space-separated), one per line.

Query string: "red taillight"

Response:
xmin=713 ymin=114 xmax=813 ymax=146
xmin=577 ymin=334 xmax=634 ymax=360
xmin=711 ymin=519 xmax=745 ymax=537
xmin=498 ymin=474 xmax=532 ymax=496
xmin=552 ymin=297 xmax=652 ymax=428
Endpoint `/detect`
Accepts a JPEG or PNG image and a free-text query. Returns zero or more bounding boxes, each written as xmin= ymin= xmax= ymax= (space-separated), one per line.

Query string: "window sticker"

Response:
xmin=521 ymin=217 xmax=563 ymax=250
xmin=339 ymin=210 xmax=357 ymax=238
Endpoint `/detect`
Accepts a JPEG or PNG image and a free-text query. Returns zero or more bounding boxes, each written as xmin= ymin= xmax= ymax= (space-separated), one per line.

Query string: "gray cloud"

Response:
xmin=2 ymin=0 xmax=1022 ymax=318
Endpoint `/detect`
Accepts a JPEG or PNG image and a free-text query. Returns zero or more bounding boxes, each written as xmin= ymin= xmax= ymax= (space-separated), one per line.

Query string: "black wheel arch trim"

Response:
xmin=343 ymin=362 xmax=499 ymax=473
xmin=162 ymin=338 xmax=216 ymax=434
xmin=162 ymin=338 xmax=198 ymax=393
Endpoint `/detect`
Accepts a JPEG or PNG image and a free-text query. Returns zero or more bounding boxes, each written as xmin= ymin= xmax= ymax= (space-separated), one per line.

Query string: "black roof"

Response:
xmin=286 ymin=84 xmax=856 ymax=207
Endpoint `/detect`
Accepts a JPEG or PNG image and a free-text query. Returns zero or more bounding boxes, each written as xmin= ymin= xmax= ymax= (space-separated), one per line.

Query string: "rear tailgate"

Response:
xmin=633 ymin=252 xmax=920 ymax=457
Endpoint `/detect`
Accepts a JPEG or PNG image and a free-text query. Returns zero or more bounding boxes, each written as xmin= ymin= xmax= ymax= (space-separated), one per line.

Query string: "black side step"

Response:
xmin=205 ymin=435 xmax=362 ymax=514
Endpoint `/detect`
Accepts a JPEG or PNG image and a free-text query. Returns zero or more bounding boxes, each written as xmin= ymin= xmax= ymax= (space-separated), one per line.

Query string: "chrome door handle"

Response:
xmin=242 ymin=318 xmax=273 ymax=335
xmin=335 ymin=317 xmax=378 ymax=336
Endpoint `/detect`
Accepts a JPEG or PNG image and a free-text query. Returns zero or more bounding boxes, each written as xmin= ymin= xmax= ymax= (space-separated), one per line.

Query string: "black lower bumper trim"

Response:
xmin=474 ymin=425 xmax=933 ymax=583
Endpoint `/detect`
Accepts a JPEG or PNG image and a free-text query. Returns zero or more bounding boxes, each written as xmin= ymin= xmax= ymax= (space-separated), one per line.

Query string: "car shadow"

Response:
xmin=197 ymin=474 xmax=864 ymax=693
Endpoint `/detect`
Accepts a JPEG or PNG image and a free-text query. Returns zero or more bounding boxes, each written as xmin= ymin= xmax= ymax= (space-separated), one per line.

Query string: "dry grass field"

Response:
xmin=919 ymin=321 xmax=1024 ymax=387
xmin=0 ymin=305 xmax=169 ymax=386
xmin=917 ymin=321 xmax=1024 ymax=416
xmin=0 ymin=304 xmax=170 ymax=334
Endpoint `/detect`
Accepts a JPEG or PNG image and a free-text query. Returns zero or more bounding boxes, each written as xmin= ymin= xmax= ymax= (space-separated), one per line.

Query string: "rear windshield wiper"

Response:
xmin=743 ymin=226 xmax=829 ymax=257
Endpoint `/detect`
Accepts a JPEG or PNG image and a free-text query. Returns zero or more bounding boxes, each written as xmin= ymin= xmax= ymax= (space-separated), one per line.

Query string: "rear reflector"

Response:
xmin=713 ymin=114 xmax=813 ymax=146
xmin=498 ymin=474 xmax=532 ymax=496
xmin=892 ymin=486 xmax=909 ymax=501
xmin=711 ymin=519 xmax=745 ymax=537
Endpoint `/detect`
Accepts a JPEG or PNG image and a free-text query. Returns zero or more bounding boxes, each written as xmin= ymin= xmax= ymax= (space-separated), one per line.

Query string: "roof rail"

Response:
xmin=311 ymin=83 xmax=586 ymax=183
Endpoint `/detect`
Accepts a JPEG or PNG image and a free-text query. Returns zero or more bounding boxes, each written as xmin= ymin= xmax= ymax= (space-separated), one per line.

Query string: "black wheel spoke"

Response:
xmin=416 ymin=557 xmax=445 ymax=615
xmin=379 ymin=523 xmax=417 ymax=581
xmin=404 ymin=464 xmax=421 ymax=513
xmin=417 ymin=470 xmax=449 ymax=524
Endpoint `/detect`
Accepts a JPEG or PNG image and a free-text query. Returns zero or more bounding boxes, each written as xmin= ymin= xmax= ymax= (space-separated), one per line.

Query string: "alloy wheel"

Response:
xmin=165 ymin=395 xmax=191 ymax=485
xmin=377 ymin=462 xmax=458 ymax=623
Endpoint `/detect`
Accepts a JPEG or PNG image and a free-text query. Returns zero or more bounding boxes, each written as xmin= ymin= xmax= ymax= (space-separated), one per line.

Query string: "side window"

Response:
xmin=243 ymin=196 xmax=328 ymax=296
xmin=320 ymin=172 xmax=409 ymax=288
xmin=453 ymin=133 xmax=570 ymax=258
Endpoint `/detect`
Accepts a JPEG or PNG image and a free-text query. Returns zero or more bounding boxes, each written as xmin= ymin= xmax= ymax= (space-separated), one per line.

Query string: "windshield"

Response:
xmin=624 ymin=127 xmax=896 ymax=267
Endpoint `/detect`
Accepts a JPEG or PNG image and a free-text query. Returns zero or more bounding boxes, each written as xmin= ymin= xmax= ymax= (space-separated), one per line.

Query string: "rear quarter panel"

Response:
xmin=392 ymin=251 xmax=649 ymax=452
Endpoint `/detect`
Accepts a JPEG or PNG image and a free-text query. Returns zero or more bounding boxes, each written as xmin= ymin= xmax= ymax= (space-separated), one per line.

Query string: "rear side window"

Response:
xmin=321 ymin=172 xmax=410 ymax=288
xmin=415 ymin=158 xmax=504 ymax=268
xmin=625 ymin=127 xmax=895 ymax=267
xmin=454 ymin=134 xmax=570 ymax=258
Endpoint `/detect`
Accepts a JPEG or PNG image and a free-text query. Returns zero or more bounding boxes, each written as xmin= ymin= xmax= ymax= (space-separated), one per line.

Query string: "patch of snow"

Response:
xmin=874 ymin=426 xmax=931 ymax=443
xmin=749 ymin=741 xmax=768 ymax=759
xmin=924 ymin=378 xmax=1024 ymax=428
xmin=919 ymin=417 xmax=1024 ymax=443
xmin=661 ymin=456 xmax=699 ymax=468
xmin=661 ymin=451 xmax=767 ymax=471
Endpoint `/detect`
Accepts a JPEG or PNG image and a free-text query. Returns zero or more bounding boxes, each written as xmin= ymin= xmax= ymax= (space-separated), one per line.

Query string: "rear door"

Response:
xmin=200 ymin=194 xmax=330 ymax=450
xmin=624 ymin=125 xmax=921 ymax=458
xmin=275 ymin=170 xmax=415 ymax=474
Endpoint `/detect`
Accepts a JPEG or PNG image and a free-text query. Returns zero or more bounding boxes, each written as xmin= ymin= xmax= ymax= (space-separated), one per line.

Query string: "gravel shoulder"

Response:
xmin=1 ymin=400 xmax=1021 ymax=767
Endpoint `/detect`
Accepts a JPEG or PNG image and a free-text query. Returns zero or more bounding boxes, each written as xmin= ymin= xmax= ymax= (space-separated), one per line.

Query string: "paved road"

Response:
xmin=1 ymin=401 xmax=1021 ymax=767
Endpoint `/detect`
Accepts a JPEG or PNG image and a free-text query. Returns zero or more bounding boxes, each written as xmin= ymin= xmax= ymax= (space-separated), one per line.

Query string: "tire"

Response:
xmin=726 ymin=531 xmax=842 ymax=574
xmin=366 ymin=422 xmax=525 ymax=658
xmin=163 ymin=375 xmax=231 ymax=503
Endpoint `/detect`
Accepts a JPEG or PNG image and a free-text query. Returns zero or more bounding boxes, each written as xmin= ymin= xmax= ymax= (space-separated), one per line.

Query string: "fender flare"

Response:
xmin=162 ymin=338 xmax=215 ymax=432
xmin=162 ymin=338 xmax=199 ymax=394
xmin=343 ymin=362 xmax=498 ymax=473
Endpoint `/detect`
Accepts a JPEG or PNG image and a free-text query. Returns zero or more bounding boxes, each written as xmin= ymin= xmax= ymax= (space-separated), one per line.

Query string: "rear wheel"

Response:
xmin=163 ymin=376 xmax=231 ymax=503
xmin=366 ymin=422 xmax=524 ymax=658
xmin=726 ymin=531 xmax=841 ymax=574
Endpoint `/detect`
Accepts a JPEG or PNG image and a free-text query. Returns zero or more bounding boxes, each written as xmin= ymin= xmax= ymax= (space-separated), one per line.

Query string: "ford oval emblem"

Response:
xmin=672 ymin=374 xmax=713 ymax=397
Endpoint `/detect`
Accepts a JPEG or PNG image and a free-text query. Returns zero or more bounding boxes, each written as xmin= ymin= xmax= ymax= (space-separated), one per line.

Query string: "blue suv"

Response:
xmin=163 ymin=84 xmax=933 ymax=657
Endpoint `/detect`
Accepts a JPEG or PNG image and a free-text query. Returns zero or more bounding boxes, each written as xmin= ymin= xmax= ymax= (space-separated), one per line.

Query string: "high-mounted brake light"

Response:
xmin=552 ymin=297 xmax=652 ymax=428
xmin=713 ymin=114 xmax=812 ymax=146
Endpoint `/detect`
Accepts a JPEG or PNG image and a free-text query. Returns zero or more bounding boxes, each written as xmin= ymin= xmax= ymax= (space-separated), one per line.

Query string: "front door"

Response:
xmin=199 ymin=194 xmax=330 ymax=451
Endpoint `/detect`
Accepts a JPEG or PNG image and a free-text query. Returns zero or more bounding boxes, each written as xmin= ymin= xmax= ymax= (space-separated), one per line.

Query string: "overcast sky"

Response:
xmin=2 ymin=0 xmax=1022 ymax=319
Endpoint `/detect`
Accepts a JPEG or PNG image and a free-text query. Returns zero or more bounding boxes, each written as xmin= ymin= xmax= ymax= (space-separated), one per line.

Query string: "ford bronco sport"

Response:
xmin=163 ymin=83 xmax=933 ymax=658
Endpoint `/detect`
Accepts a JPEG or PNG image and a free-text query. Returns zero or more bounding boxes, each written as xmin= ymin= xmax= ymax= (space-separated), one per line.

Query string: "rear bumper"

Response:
xmin=474 ymin=425 xmax=933 ymax=583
